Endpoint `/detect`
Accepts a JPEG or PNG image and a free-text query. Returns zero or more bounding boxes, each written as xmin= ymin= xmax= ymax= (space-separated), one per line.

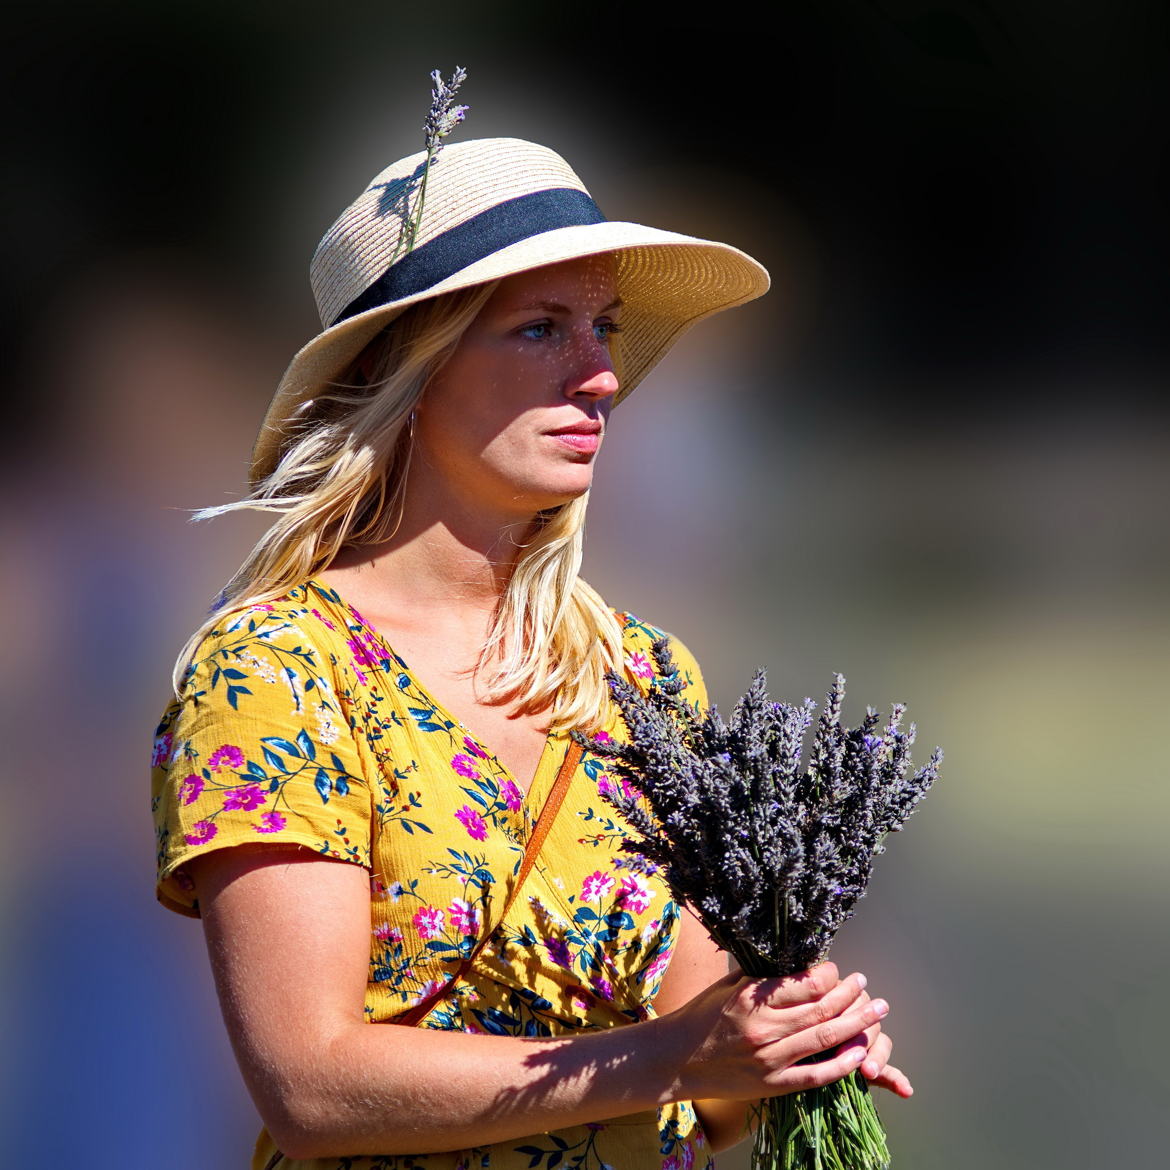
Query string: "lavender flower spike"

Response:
xmin=396 ymin=67 xmax=470 ymax=261
xmin=582 ymin=641 xmax=942 ymax=1170
xmin=424 ymin=66 xmax=469 ymax=152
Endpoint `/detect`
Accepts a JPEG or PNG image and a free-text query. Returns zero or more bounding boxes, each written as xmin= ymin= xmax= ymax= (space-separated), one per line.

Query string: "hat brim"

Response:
xmin=250 ymin=221 xmax=769 ymax=484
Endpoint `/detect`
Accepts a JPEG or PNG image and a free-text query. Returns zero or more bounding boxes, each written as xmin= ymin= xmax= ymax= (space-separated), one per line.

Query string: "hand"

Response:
xmin=835 ymin=988 xmax=914 ymax=1098
xmin=661 ymin=961 xmax=893 ymax=1103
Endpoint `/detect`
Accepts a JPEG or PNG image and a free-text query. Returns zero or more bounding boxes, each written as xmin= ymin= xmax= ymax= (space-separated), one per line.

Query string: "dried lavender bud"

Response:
xmin=584 ymin=646 xmax=942 ymax=993
xmin=423 ymin=66 xmax=469 ymax=153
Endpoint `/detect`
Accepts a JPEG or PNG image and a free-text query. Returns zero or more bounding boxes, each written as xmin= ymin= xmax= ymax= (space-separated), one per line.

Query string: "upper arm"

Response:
xmin=652 ymin=902 xmax=735 ymax=1017
xmin=151 ymin=600 xmax=373 ymax=916
xmin=187 ymin=845 xmax=374 ymax=1130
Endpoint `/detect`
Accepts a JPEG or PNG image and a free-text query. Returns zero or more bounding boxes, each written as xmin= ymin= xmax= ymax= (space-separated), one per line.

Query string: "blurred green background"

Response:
xmin=2 ymin=2 xmax=1167 ymax=1166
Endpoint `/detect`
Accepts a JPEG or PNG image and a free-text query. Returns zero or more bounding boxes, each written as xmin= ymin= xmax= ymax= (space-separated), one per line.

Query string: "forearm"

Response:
xmin=262 ymin=1014 xmax=685 ymax=1159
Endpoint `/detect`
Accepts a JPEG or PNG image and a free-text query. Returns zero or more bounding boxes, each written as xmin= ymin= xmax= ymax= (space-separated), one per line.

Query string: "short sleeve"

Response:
xmin=150 ymin=602 xmax=373 ymax=917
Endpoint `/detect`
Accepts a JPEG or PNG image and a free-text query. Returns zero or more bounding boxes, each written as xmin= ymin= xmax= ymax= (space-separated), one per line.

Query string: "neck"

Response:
xmin=324 ymin=494 xmax=542 ymax=621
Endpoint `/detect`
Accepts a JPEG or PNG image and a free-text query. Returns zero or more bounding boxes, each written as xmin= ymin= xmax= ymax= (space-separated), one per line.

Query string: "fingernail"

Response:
xmin=856 ymin=973 xmax=867 ymax=990
xmin=862 ymin=1060 xmax=879 ymax=1077
xmin=850 ymin=1047 xmax=866 ymax=1063
xmin=871 ymin=999 xmax=889 ymax=1018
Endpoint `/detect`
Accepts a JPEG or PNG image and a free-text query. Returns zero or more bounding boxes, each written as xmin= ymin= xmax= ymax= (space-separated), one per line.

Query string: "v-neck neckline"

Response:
xmin=306 ymin=577 xmax=567 ymax=809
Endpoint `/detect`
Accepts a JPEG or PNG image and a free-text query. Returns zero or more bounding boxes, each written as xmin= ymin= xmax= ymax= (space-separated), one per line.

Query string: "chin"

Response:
xmin=517 ymin=478 xmax=593 ymax=515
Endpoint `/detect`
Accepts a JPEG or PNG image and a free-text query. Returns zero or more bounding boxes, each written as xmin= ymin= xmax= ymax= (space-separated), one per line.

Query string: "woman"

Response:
xmin=152 ymin=135 xmax=910 ymax=1170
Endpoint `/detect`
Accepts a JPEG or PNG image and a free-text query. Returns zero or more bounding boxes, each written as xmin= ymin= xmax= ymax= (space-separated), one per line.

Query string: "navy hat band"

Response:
xmin=330 ymin=187 xmax=606 ymax=327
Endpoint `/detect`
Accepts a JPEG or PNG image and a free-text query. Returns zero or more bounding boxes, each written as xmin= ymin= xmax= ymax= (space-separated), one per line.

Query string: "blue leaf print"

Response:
xmin=296 ymin=728 xmax=316 ymax=760
xmin=263 ymin=736 xmax=302 ymax=757
xmin=314 ymin=769 xmax=332 ymax=803
xmin=262 ymin=746 xmax=289 ymax=773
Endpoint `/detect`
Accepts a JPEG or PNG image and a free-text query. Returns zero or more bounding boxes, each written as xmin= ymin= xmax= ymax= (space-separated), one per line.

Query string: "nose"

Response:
xmin=563 ymin=335 xmax=620 ymax=404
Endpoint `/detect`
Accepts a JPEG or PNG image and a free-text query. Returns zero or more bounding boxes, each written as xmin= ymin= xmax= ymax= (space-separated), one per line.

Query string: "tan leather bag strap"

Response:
xmin=260 ymin=741 xmax=585 ymax=1170
xmin=394 ymin=737 xmax=584 ymax=1028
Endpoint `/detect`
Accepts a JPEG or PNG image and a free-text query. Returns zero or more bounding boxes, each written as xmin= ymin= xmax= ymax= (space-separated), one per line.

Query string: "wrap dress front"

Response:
xmin=152 ymin=579 xmax=713 ymax=1170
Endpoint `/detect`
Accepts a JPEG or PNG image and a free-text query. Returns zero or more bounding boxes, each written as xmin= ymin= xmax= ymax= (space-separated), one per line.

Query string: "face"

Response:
xmin=412 ymin=254 xmax=622 ymax=522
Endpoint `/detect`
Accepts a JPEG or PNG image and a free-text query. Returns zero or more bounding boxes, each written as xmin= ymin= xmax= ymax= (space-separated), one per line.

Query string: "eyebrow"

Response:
xmin=510 ymin=297 xmax=624 ymax=315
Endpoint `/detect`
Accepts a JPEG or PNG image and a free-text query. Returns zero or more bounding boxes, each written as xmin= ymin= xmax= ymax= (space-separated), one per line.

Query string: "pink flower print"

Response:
xmin=253 ymin=811 xmax=286 ymax=834
xmin=644 ymin=952 xmax=672 ymax=982
xmin=448 ymin=898 xmax=478 ymax=936
xmin=462 ymin=736 xmax=490 ymax=760
xmin=451 ymin=754 xmax=481 ymax=781
xmin=597 ymin=774 xmax=618 ymax=800
xmin=593 ymin=730 xmax=613 ymax=744
xmin=151 ymin=733 xmax=172 ymax=768
xmin=620 ymin=778 xmax=643 ymax=801
xmin=223 ymin=784 xmax=267 ymax=812
xmin=311 ymin=608 xmax=336 ymax=630
xmin=590 ymin=976 xmax=614 ymax=1001
xmin=625 ymin=651 xmax=654 ymax=680
xmin=618 ymin=874 xmax=654 ymax=915
xmin=581 ymin=870 xmax=615 ymax=902
xmin=184 ymin=820 xmax=218 ymax=846
xmin=543 ymin=937 xmax=573 ymax=968
xmin=663 ymin=1157 xmax=680 ymax=1170
xmin=681 ymin=1142 xmax=695 ymax=1170
xmin=348 ymin=637 xmax=379 ymax=670
xmin=412 ymin=906 xmax=444 ymax=940
xmin=207 ymin=744 xmax=245 ymax=773
xmin=373 ymin=922 xmax=395 ymax=941
xmin=454 ymin=805 xmax=488 ymax=841
xmin=414 ymin=978 xmax=446 ymax=1004
xmin=177 ymin=774 xmax=204 ymax=806
xmin=499 ymin=779 xmax=523 ymax=811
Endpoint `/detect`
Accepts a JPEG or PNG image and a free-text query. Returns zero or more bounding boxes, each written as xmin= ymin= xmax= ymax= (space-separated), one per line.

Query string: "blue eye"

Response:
xmin=519 ymin=321 xmax=553 ymax=340
xmin=595 ymin=321 xmax=623 ymax=342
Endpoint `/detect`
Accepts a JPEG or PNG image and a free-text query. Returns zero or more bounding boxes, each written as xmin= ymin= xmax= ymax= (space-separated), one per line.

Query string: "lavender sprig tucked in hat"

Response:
xmin=577 ymin=640 xmax=942 ymax=1170
xmin=398 ymin=66 xmax=471 ymax=261
xmin=423 ymin=66 xmax=469 ymax=150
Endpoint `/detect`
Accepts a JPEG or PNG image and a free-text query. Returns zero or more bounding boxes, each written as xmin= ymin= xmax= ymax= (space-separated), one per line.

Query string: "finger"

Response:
xmin=759 ymin=962 xmax=841 ymax=1009
xmin=772 ymin=973 xmax=870 ymax=1036
xmin=868 ymin=1062 xmax=914 ymax=1098
xmin=764 ymin=1039 xmax=869 ymax=1095
xmin=859 ymin=1030 xmax=892 ymax=1079
xmin=775 ymin=996 xmax=890 ymax=1066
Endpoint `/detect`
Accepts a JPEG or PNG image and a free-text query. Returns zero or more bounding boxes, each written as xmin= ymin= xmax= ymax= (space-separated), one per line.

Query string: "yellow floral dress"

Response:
xmin=152 ymin=579 xmax=713 ymax=1170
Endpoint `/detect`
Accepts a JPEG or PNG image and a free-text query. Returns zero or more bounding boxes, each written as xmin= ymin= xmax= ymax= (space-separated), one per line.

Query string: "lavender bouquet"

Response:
xmin=578 ymin=640 xmax=942 ymax=1170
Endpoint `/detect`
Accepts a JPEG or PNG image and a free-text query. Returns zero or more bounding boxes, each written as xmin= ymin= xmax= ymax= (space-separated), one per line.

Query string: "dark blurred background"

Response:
xmin=2 ymin=2 xmax=1167 ymax=1166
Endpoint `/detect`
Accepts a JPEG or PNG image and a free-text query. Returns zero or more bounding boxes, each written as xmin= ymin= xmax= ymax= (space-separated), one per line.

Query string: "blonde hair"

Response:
xmin=176 ymin=282 xmax=625 ymax=730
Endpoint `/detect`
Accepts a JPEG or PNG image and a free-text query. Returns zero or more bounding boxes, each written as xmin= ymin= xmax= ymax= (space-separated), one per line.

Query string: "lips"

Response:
xmin=546 ymin=420 xmax=603 ymax=454
xmin=546 ymin=421 xmax=603 ymax=437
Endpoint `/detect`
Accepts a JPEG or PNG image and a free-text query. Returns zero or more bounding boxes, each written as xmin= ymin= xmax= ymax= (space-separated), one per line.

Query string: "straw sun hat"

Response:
xmin=250 ymin=136 xmax=771 ymax=485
